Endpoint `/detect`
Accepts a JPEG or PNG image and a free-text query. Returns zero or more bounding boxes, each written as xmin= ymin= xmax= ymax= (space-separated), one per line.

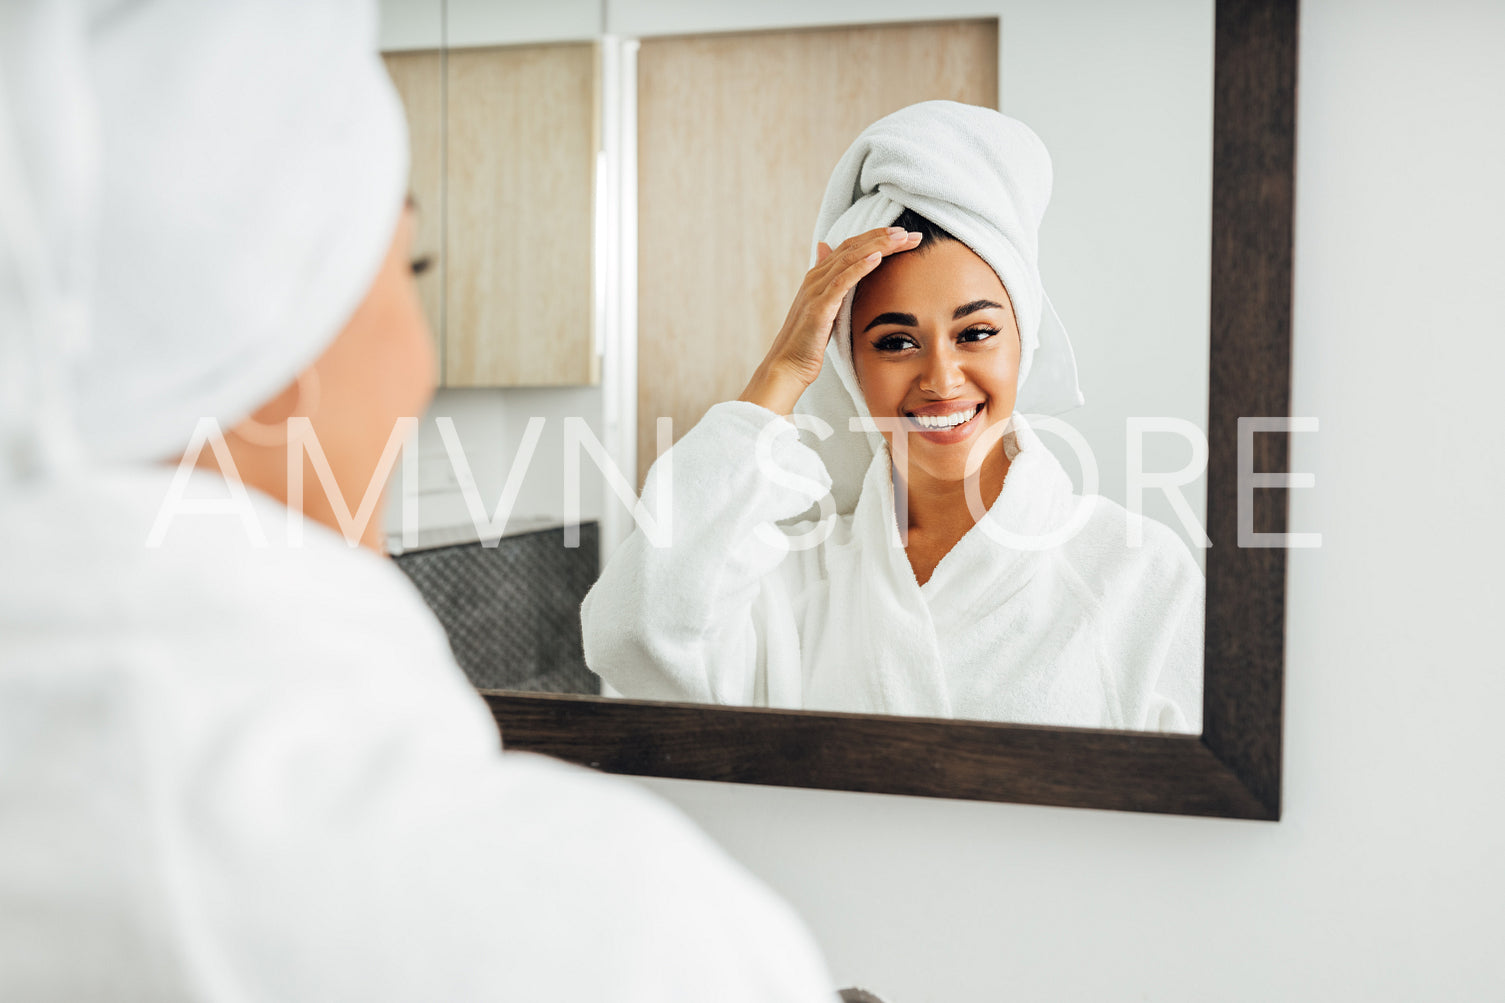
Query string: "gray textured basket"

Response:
xmin=394 ymin=524 xmax=599 ymax=695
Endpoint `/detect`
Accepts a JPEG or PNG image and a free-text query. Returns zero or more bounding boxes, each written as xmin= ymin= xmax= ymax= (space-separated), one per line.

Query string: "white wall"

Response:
xmin=631 ymin=2 xmax=1505 ymax=999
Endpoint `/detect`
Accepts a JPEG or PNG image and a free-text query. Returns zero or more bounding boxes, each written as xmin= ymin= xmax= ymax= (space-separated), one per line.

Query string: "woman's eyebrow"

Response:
xmin=953 ymin=299 xmax=1005 ymax=319
xmin=861 ymin=311 xmax=918 ymax=332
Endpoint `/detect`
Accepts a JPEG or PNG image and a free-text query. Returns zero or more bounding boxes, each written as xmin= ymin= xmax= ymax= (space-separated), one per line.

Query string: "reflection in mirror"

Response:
xmin=581 ymin=15 xmax=1212 ymax=732
xmin=583 ymin=95 xmax=1204 ymax=733
xmin=378 ymin=12 xmax=1214 ymax=735
xmin=380 ymin=33 xmax=606 ymax=695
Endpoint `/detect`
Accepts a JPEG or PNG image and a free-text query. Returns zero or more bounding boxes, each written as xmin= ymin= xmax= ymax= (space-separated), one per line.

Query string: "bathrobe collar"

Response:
xmin=835 ymin=413 xmax=1080 ymax=717
xmin=858 ymin=415 xmax=1078 ymax=595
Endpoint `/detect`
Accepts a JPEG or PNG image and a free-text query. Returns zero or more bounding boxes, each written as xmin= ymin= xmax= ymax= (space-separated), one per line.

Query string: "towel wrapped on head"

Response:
xmin=0 ymin=0 xmax=409 ymax=486
xmin=793 ymin=100 xmax=1084 ymax=514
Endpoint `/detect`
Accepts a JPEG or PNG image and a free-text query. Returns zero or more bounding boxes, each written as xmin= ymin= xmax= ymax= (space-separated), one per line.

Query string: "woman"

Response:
xmin=0 ymin=3 xmax=832 ymax=1000
xmin=583 ymin=102 xmax=1203 ymax=731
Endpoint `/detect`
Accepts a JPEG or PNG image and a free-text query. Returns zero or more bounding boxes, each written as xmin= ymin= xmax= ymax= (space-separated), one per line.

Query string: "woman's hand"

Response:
xmin=739 ymin=226 xmax=922 ymax=415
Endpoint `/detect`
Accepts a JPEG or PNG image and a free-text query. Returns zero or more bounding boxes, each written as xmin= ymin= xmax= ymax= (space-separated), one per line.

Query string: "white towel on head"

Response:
xmin=0 ymin=0 xmax=409 ymax=485
xmin=793 ymin=100 xmax=1084 ymax=515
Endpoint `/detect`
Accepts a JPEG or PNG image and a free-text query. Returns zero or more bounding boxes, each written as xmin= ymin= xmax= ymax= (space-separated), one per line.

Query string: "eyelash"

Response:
xmin=873 ymin=334 xmax=916 ymax=352
xmin=873 ymin=326 xmax=999 ymax=353
xmin=410 ymin=255 xmax=433 ymax=277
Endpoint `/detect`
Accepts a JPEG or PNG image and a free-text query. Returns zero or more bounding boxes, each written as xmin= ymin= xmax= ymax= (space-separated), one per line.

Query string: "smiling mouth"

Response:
xmin=904 ymin=403 xmax=983 ymax=431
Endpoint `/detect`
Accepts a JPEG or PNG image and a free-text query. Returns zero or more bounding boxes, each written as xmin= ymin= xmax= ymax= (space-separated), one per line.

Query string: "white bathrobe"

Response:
xmin=1 ymin=2 xmax=834 ymax=997
xmin=583 ymin=403 xmax=1203 ymax=732
xmin=0 ymin=469 xmax=833 ymax=1002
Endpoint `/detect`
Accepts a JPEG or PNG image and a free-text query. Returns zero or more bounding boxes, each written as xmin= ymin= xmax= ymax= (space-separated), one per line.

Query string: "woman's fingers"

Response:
xmin=817 ymin=228 xmax=920 ymax=299
xmin=738 ymin=225 xmax=920 ymax=415
xmin=793 ymin=226 xmax=923 ymax=334
xmin=810 ymin=227 xmax=919 ymax=287
xmin=824 ymin=250 xmax=884 ymax=298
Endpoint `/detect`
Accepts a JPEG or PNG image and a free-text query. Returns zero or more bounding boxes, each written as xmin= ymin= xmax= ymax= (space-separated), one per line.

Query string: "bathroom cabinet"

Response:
xmin=443 ymin=42 xmax=598 ymax=387
xmin=382 ymin=42 xmax=599 ymax=388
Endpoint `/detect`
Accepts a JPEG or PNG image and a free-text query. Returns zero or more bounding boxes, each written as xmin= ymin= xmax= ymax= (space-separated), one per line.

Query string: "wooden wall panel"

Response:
xmin=382 ymin=50 xmax=445 ymax=366
xmin=445 ymin=43 xmax=598 ymax=387
xmin=636 ymin=20 xmax=998 ymax=483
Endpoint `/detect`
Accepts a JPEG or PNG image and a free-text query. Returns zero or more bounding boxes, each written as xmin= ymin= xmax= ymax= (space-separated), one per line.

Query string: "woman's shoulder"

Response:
xmin=1 ymin=466 xmax=459 ymax=687
xmin=1054 ymin=494 xmax=1204 ymax=598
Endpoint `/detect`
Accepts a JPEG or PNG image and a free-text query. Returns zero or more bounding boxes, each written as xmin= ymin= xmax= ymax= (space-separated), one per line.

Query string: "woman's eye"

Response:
xmin=958 ymin=326 xmax=998 ymax=344
xmin=410 ymin=255 xmax=433 ymax=277
xmin=874 ymin=334 xmax=917 ymax=353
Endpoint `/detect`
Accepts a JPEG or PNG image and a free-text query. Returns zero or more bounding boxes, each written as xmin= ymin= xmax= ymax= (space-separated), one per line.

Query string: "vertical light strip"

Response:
xmin=594 ymin=37 xmax=618 ymax=568
xmin=613 ymin=37 xmax=639 ymax=564
xmin=591 ymin=9 xmax=612 ymax=370
xmin=437 ymin=0 xmax=448 ymax=382
xmin=592 ymin=160 xmax=607 ymax=364
xmin=594 ymin=34 xmax=638 ymax=565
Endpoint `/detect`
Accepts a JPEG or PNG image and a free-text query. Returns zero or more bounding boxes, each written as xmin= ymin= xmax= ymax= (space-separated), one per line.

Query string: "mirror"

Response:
xmin=590 ymin=12 xmax=1212 ymax=734
xmin=382 ymin=0 xmax=1294 ymax=819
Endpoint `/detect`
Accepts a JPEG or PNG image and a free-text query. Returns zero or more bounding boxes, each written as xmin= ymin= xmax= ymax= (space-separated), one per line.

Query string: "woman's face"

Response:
xmin=850 ymin=238 xmax=1021 ymax=488
xmin=218 ymin=204 xmax=438 ymax=551
xmin=303 ymin=204 xmax=437 ymax=546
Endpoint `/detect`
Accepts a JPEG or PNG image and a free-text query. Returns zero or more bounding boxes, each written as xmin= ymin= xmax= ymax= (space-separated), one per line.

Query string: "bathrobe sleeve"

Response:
xmin=1139 ymin=530 xmax=1205 ymax=733
xmin=1089 ymin=514 xmax=1206 ymax=734
xmin=582 ymin=401 xmax=833 ymax=706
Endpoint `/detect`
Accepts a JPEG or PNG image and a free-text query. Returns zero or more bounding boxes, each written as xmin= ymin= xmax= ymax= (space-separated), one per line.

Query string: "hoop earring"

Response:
xmin=229 ymin=369 xmax=321 ymax=448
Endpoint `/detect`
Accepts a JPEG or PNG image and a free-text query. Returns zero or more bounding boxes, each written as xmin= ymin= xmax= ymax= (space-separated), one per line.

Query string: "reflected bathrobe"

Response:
xmin=583 ymin=403 xmax=1203 ymax=732
xmin=0 ymin=468 xmax=833 ymax=1003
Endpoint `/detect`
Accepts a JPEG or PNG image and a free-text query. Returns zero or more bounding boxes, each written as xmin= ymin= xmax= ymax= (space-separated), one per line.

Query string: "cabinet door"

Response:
xmin=445 ymin=42 xmax=599 ymax=387
xmin=636 ymin=20 xmax=998 ymax=483
xmin=382 ymin=50 xmax=445 ymax=366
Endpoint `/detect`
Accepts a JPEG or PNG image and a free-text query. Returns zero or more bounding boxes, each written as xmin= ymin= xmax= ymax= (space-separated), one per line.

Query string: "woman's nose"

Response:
xmin=919 ymin=345 xmax=965 ymax=397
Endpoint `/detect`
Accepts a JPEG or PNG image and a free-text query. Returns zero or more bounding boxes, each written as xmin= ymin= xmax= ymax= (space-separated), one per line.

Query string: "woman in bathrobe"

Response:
xmin=582 ymin=102 xmax=1203 ymax=732
xmin=0 ymin=3 xmax=833 ymax=1000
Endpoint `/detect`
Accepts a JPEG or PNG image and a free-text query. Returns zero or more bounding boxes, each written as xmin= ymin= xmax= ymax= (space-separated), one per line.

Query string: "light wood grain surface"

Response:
xmin=382 ymin=50 xmax=445 ymax=367
xmin=635 ymin=20 xmax=998 ymax=483
xmin=444 ymin=42 xmax=598 ymax=387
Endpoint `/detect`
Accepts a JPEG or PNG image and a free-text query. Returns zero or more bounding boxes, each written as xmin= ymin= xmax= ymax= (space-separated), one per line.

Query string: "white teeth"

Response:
xmin=910 ymin=406 xmax=978 ymax=429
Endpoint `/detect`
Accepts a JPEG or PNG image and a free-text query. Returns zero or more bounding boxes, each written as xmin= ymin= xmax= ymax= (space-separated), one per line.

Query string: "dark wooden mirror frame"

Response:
xmin=482 ymin=0 xmax=1297 ymax=820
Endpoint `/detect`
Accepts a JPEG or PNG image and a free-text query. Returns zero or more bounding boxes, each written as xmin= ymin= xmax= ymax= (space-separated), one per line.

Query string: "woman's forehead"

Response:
xmin=853 ymin=240 xmax=1013 ymax=320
